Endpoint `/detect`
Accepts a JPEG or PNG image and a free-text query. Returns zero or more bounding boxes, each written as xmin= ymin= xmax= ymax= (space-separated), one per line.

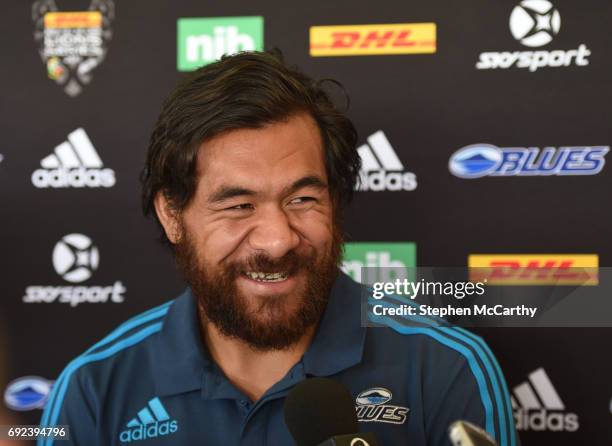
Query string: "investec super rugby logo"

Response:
xmin=511 ymin=368 xmax=579 ymax=431
xmin=120 ymin=397 xmax=178 ymax=443
xmin=355 ymin=388 xmax=409 ymax=424
xmin=32 ymin=0 xmax=114 ymax=97
xmin=356 ymin=131 xmax=417 ymax=191
xmin=449 ymin=144 xmax=609 ymax=178
xmin=22 ymin=233 xmax=126 ymax=307
xmin=32 ymin=128 xmax=116 ymax=188
xmin=476 ymin=1 xmax=591 ymax=72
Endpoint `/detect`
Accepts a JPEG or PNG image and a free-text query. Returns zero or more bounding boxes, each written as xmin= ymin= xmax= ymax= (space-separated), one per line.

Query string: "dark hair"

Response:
xmin=141 ymin=50 xmax=360 ymax=243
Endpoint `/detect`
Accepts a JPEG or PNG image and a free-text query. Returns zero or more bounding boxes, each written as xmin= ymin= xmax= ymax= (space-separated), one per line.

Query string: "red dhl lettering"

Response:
xmin=309 ymin=23 xmax=436 ymax=56
xmin=330 ymin=30 xmax=415 ymax=49
xmin=488 ymin=260 xmax=587 ymax=279
xmin=468 ymin=254 xmax=598 ymax=285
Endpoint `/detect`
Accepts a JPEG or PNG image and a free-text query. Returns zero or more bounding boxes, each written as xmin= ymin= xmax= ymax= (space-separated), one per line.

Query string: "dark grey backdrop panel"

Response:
xmin=1 ymin=0 xmax=611 ymax=444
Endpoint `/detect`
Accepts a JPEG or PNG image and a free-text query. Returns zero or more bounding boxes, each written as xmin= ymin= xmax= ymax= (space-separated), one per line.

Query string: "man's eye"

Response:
xmin=226 ymin=203 xmax=253 ymax=211
xmin=289 ymin=197 xmax=316 ymax=206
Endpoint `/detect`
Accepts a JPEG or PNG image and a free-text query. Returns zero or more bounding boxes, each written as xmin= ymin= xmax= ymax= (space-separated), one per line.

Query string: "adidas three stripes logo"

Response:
xmin=357 ymin=130 xmax=405 ymax=171
xmin=511 ymin=368 xmax=564 ymax=411
xmin=511 ymin=368 xmax=579 ymax=432
xmin=356 ymin=130 xmax=417 ymax=191
xmin=31 ymin=128 xmax=116 ymax=188
xmin=40 ymin=128 xmax=104 ymax=169
xmin=126 ymin=397 xmax=171 ymax=427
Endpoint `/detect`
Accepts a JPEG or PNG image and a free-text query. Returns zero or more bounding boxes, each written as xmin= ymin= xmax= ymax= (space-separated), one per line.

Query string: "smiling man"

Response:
xmin=38 ymin=51 xmax=517 ymax=446
xmin=155 ymin=111 xmax=344 ymax=402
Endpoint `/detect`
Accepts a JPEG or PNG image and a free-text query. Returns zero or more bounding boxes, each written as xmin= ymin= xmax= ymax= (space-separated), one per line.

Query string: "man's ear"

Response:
xmin=154 ymin=191 xmax=182 ymax=244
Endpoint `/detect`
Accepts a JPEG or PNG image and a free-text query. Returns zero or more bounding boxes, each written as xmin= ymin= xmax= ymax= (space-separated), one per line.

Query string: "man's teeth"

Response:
xmin=245 ymin=271 xmax=288 ymax=282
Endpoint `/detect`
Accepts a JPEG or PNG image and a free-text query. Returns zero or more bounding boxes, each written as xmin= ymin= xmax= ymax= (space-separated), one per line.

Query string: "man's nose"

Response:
xmin=248 ymin=205 xmax=300 ymax=259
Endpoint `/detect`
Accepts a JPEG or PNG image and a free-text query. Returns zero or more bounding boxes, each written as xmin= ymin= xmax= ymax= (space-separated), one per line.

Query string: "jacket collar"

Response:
xmin=153 ymin=271 xmax=367 ymax=397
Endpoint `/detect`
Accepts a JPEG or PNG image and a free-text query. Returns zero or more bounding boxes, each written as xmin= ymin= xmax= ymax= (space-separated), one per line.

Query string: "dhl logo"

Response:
xmin=44 ymin=12 xmax=102 ymax=29
xmin=468 ymin=254 xmax=599 ymax=285
xmin=310 ymin=23 xmax=436 ymax=56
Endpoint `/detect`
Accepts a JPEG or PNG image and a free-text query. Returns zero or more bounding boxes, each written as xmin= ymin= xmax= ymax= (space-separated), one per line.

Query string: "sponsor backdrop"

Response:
xmin=1 ymin=0 xmax=611 ymax=444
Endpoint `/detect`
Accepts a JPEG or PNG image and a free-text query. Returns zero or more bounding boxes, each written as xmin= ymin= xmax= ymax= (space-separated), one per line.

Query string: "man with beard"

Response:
xmin=39 ymin=51 xmax=516 ymax=446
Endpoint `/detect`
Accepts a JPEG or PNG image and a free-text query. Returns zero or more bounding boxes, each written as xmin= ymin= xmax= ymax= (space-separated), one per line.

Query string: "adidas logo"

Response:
xmin=511 ymin=368 xmax=579 ymax=432
xmin=31 ymin=128 xmax=116 ymax=188
xmin=356 ymin=130 xmax=417 ymax=192
xmin=119 ymin=397 xmax=178 ymax=443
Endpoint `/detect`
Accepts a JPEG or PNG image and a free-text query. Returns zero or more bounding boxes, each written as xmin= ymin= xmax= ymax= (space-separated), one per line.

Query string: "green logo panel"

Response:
xmin=177 ymin=16 xmax=264 ymax=71
xmin=342 ymin=242 xmax=417 ymax=283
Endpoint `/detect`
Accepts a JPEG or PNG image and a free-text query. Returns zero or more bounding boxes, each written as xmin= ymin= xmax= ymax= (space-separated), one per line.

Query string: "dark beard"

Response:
xmin=175 ymin=225 xmax=343 ymax=351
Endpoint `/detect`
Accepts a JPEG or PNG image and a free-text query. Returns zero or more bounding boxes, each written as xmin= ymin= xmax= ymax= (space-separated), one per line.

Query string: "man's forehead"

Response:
xmin=198 ymin=114 xmax=324 ymax=168
xmin=194 ymin=114 xmax=327 ymax=187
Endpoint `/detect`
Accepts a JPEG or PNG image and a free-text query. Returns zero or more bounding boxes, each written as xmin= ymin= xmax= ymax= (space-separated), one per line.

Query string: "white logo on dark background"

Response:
xmin=476 ymin=1 xmax=590 ymax=72
xmin=512 ymin=368 xmax=579 ymax=431
xmin=31 ymin=128 xmax=116 ymax=188
xmin=355 ymin=387 xmax=409 ymax=424
xmin=509 ymin=0 xmax=561 ymax=47
xmin=23 ymin=233 xmax=126 ymax=307
xmin=356 ymin=131 xmax=417 ymax=192
xmin=52 ymin=233 xmax=99 ymax=283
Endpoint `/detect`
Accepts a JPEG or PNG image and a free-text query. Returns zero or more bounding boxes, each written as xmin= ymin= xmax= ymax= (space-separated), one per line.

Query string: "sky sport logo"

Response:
xmin=356 ymin=131 xmax=417 ymax=192
xmin=449 ymin=144 xmax=609 ymax=178
xmin=511 ymin=368 xmax=579 ymax=432
xmin=52 ymin=233 xmax=99 ymax=283
xmin=22 ymin=233 xmax=126 ymax=307
xmin=119 ymin=397 xmax=178 ymax=443
xmin=509 ymin=0 xmax=560 ymax=47
xmin=177 ymin=17 xmax=263 ymax=71
xmin=476 ymin=0 xmax=591 ymax=72
xmin=309 ymin=23 xmax=436 ymax=57
xmin=32 ymin=128 xmax=116 ymax=188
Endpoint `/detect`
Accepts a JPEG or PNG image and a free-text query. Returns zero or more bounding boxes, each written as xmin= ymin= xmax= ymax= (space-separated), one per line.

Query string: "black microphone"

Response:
xmin=448 ymin=420 xmax=498 ymax=446
xmin=283 ymin=377 xmax=379 ymax=446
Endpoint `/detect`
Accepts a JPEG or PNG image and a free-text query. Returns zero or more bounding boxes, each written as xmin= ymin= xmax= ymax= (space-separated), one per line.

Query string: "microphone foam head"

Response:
xmin=283 ymin=377 xmax=358 ymax=446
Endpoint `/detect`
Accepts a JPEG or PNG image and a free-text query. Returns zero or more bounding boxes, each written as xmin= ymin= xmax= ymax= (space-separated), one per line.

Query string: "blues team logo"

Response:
xmin=355 ymin=387 xmax=409 ymax=424
xmin=32 ymin=0 xmax=115 ymax=97
xmin=449 ymin=144 xmax=609 ymax=179
xmin=4 ymin=376 xmax=53 ymax=411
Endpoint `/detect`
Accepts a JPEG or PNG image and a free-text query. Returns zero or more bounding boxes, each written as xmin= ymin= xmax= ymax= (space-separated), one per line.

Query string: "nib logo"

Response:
xmin=32 ymin=128 xmax=116 ymax=188
xmin=512 ymin=368 xmax=579 ymax=432
xmin=177 ymin=17 xmax=264 ymax=71
xmin=119 ymin=397 xmax=178 ymax=443
xmin=356 ymin=131 xmax=417 ymax=192
xmin=342 ymin=242 xmax=416 ymax=283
